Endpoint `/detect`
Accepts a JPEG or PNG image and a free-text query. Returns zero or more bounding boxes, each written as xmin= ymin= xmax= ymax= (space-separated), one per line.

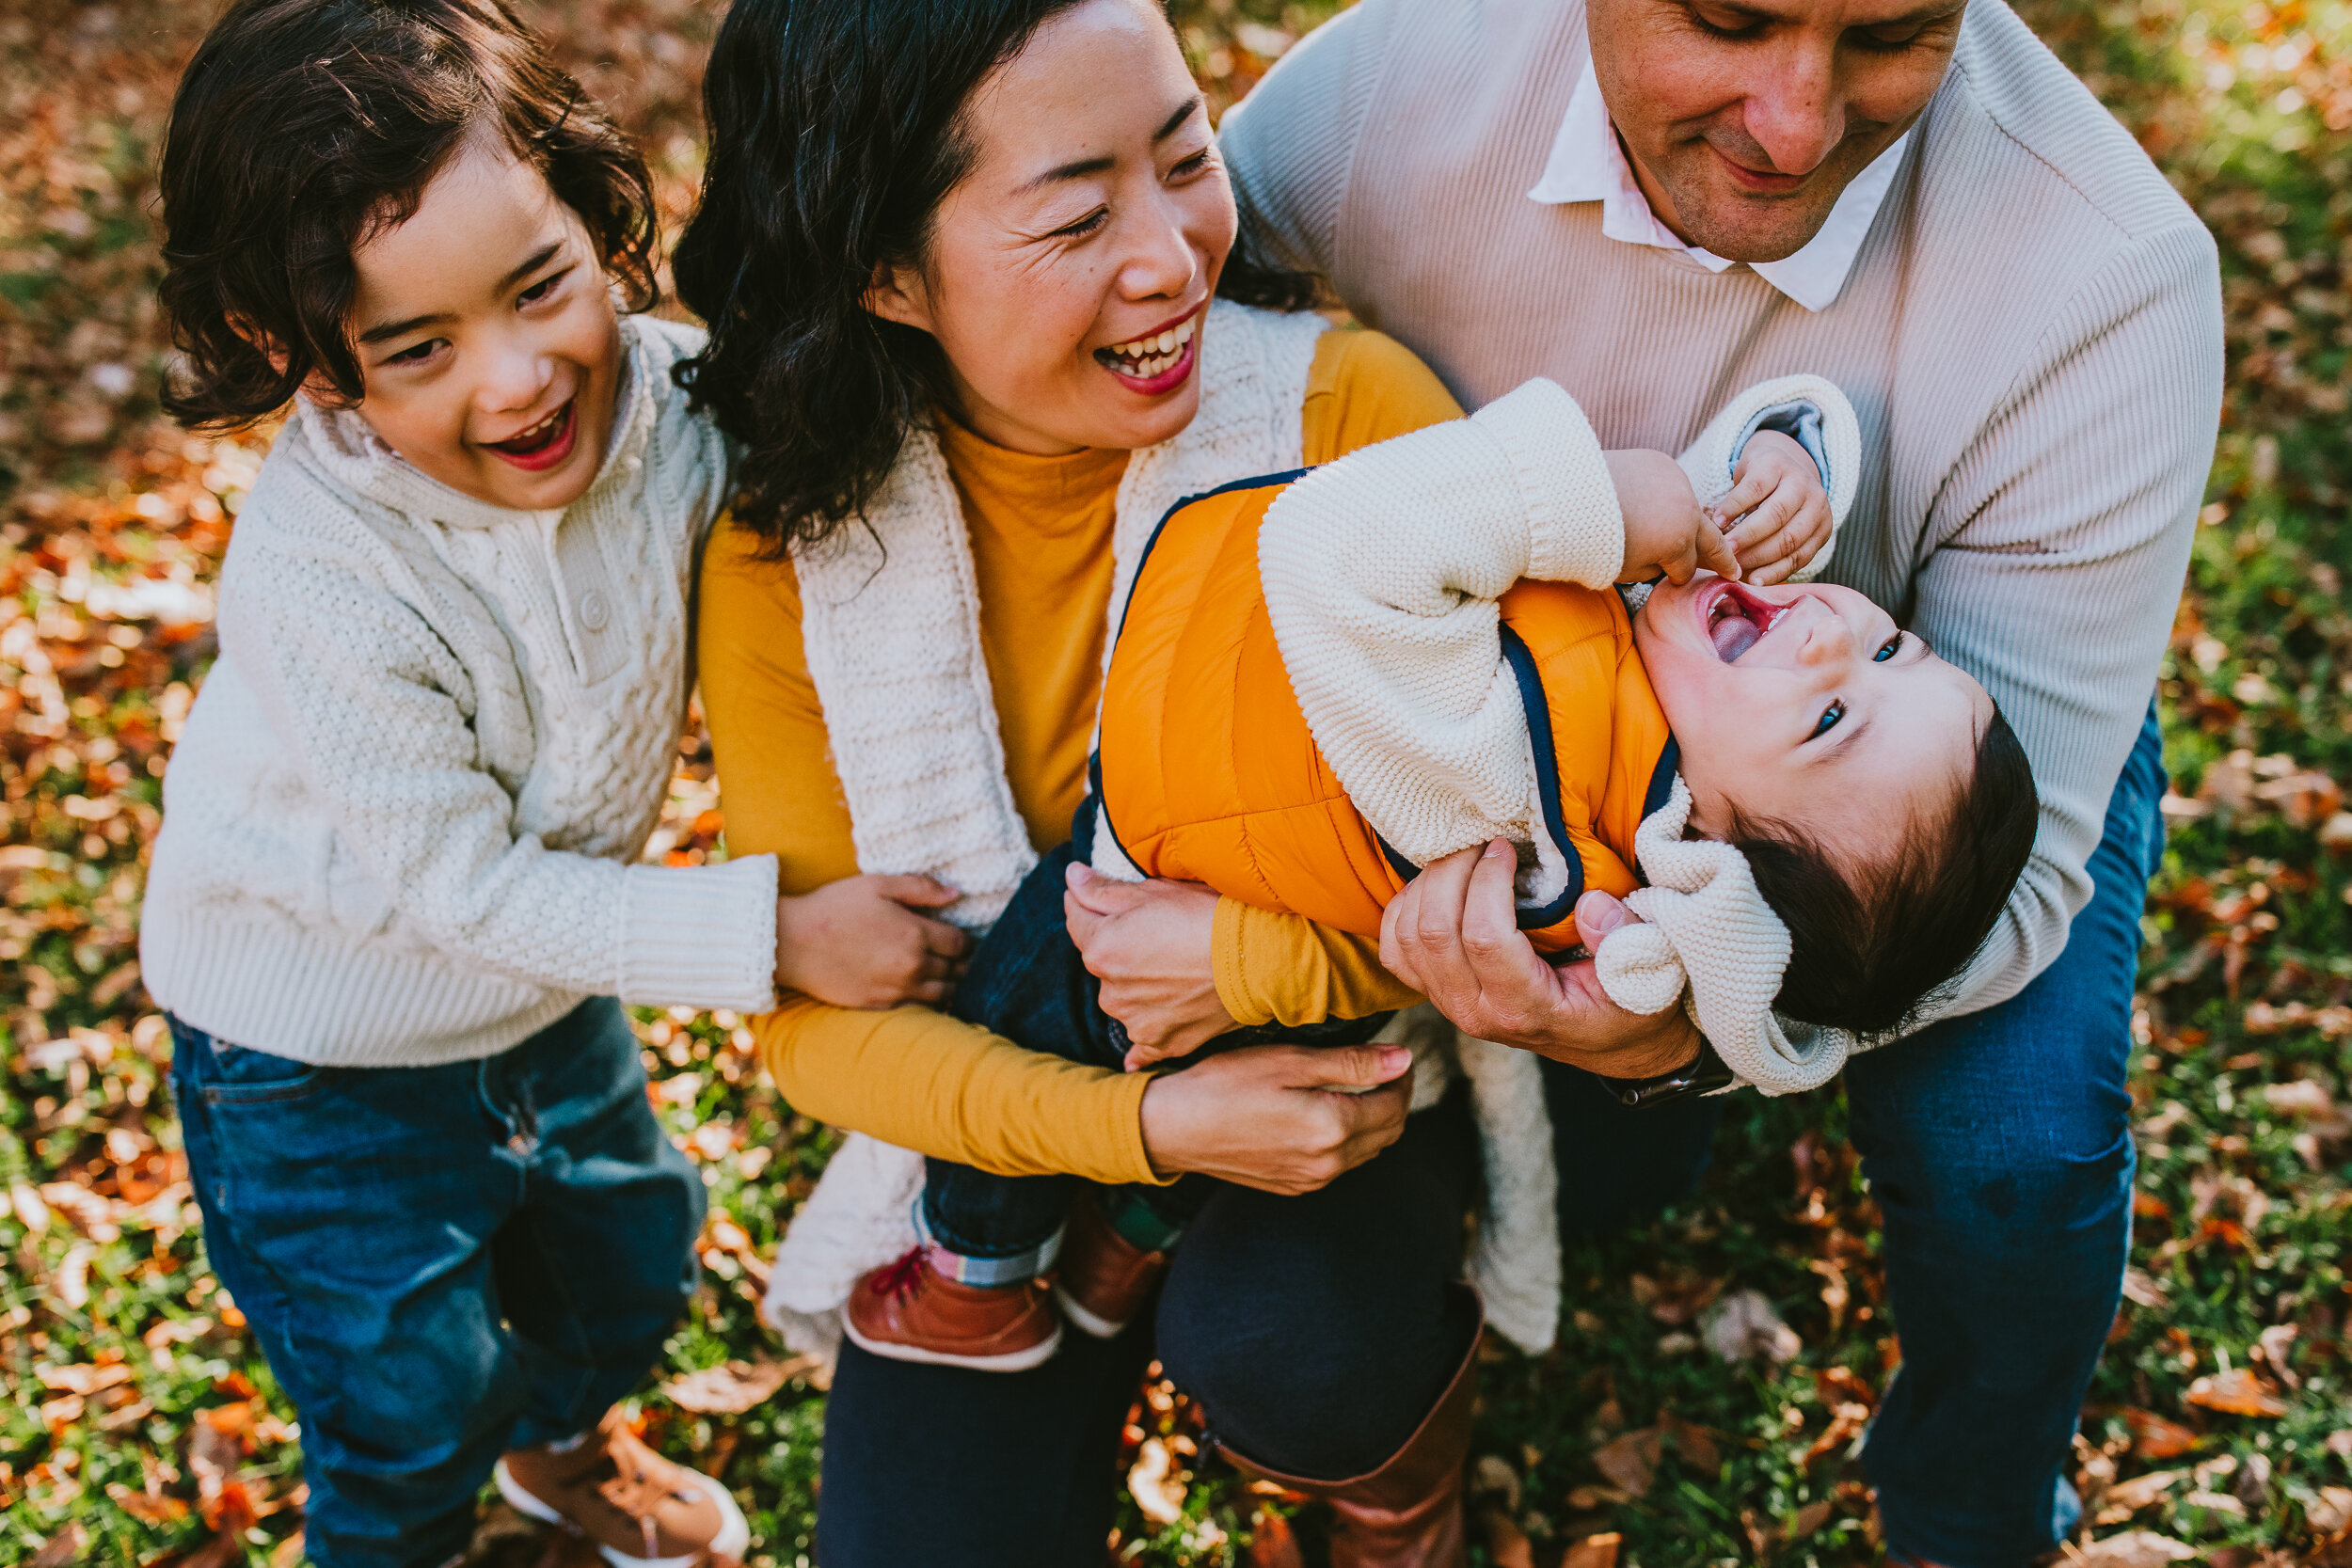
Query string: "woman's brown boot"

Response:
xmin=1218 ymin=1290 xmax=1481 ymax=1568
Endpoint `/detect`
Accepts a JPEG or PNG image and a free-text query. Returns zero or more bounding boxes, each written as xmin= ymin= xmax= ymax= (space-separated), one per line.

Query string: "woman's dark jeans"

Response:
xmin=819 ymin=1089 xmax=1480 ymax=1567
xmin=923 ymin=808 xmax=1390 ymax=1268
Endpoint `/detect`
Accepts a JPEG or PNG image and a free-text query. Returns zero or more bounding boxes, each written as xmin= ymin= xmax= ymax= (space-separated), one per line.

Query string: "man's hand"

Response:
xmin=1064 ymin=864 xmax=1239 ymax=1069
xmin=1378 ymin=840 xmax=1701 ymax=1078
xmin=1712 ymin=428 xmax=1832 ymax=586
xmin=1607 ymin=448 xmax=1740 ymax=587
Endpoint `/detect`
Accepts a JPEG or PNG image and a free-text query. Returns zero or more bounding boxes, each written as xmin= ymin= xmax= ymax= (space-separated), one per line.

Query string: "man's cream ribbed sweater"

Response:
xmin=1220 ymin=0 xmax=2224 ymax=1022
xmin=139 ymin=315 xmax=779 ymax=1067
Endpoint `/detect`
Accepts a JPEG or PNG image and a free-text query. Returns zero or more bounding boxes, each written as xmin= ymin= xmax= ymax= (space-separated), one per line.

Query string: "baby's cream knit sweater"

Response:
xmin=139 ymin=315 xmax=779 ymax=1068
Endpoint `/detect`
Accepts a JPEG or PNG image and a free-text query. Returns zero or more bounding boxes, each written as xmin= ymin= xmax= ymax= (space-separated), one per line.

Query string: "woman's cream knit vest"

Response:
xmin=790 ymin=299 xmax=1330 ymax=930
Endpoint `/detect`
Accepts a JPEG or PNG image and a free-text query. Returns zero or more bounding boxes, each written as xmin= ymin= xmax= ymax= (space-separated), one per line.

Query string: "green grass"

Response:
xmin=5 ymin=0 xmax=2351 ymax=1562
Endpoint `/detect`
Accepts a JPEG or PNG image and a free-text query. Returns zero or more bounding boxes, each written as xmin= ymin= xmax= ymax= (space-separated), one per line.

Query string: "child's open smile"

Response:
xmin=1637 ymin=574 xmax=1995 ymax=866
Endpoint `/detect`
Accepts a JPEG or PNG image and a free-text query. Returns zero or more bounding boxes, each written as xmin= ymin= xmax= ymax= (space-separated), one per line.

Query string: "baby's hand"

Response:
xmin=774 ymin=874 xmax=970 ymax=1008
xmin=1607 ymin=448 xmax=1740 ymax=586
xmin=1711 ymin=429 xmax=1830 ymax=587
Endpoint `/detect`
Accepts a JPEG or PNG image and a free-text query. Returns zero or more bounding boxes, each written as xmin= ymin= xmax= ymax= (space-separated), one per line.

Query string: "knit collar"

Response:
xmin=292 ymin=310 xmax=662 ymax=531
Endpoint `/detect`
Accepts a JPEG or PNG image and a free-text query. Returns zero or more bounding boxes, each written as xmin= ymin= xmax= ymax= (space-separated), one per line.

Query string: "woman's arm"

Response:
xmin=701 ymin=525 xmax=1414 ymax=1184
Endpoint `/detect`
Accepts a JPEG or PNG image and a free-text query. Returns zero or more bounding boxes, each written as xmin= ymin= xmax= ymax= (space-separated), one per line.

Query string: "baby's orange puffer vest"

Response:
xmin=1095 ymin=472 xmax=1677 ymax=953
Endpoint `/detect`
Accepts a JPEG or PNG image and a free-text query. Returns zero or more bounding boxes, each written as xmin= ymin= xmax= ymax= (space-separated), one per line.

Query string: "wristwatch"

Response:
xmin=1599 ymin=1038 xmax=1736 ymax=1107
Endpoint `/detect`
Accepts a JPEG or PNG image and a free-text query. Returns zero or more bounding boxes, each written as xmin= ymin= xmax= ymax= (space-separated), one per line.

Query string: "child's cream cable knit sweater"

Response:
xmin=1258 ymin=374 xmax=1863 ymax=1094
xmin=139 ymin=315 xmax=780 ymax=1068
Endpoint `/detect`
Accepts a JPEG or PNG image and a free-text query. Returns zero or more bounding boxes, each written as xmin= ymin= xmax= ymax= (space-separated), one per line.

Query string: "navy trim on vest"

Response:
xmin=1627 ymin=734 xmax=1681 ymax=891
xmin=1498 ymin=624 xmax=1583 ymax=931
xmin=1107 ymin=467 xmax=1314 ymax=649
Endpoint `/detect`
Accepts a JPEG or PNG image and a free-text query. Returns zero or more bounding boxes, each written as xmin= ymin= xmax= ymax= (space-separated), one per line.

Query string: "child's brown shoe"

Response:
xmin=843 ymin=1246 xmax=1062 ymax=1370
xmin=1053 ymin=1198 xmax=1169 ymax=1339
xmin=494 ymin=1405 xmax=749 ymax=1567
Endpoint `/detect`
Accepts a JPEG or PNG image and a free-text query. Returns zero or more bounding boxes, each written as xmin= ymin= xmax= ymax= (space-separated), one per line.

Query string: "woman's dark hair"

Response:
xmin=674 ymin=0 xmax=1318 ymax=551
xmin=1739 ymin=705 xmax=2040 ymax=1039
xmin=157 ymin=0 xmax=658 ymax=429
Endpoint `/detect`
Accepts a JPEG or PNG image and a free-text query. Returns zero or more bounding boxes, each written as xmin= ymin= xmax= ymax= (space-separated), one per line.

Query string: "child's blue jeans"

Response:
xmin=922 ymin=804 xmax=1391 ymax=1280
xmin=170 ymin=997 xmax=703 ymax=1568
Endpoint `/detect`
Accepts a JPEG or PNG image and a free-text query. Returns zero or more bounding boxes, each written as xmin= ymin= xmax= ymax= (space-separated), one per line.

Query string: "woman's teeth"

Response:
xmin=1100 ymin=316 xmax=1195 ymax=379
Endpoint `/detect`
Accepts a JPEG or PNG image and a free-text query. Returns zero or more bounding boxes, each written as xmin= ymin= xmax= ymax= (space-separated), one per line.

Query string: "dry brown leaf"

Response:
xmin=1804 ymin=1403 xmax=1870 ymax=1467
xmin=1477 ymin=1508 xmax=1535 ymax=1568
xmin=1591 ymin=1427 xmax=1662 ymax=1497
xmin=2070 ymin=1529 xmax=2198 ymax=1568
xmin=1789 ymin=1497 xmax=1835 ymax=1537
xmin=38 ymin=1360 xmax=132 ymax=1396
xmin=2092 ymin=1466 xmax=2185 ymax=1525
xmin=2309 ymin=1485 xmax=2352 ymax=1534
xmin=1561 ymin=1533 xmax=1623 ymax=1568
xmin=1661 ymin=1413 xmax=1721 ymax=1475
xmin=2122 ymin=1407 xmax=2198 ymax=1459
xmin=660 ymin=1357 xmax=811 ymax=1415
xmin=26 ymin=1524 xmax=85 ymax=1568
xmin=1700 ymin=1289 xmax=1801 ymax=1364
xmin=2184 ymin=1367 xmax=2287 ymax=1418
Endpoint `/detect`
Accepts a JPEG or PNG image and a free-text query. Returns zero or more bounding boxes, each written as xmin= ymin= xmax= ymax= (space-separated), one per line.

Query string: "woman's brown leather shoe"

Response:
xmin=1053 ymin=1197 xmax=1169 ymax=1338
xmin=842 ymin=1246 xmax=1062 ymax=1371
xmin=1218 ymin=1288 xmax=1481 ymax=1568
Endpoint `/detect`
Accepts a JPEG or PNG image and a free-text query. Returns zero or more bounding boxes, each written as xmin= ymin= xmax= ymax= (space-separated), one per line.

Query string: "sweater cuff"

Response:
xmin=1212 ymin=897 xmax=1278 ymax=1027
xmin=1470 ymin=378 xmax=1623 ymax=587
xmin=617 ymin=853 xmax=779 ymax=1013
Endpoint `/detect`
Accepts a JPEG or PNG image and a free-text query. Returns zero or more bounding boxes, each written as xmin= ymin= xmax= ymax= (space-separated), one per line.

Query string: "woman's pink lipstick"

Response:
xmin=1095 ymin=306 xmax=1202 ymax=398
xmin=485 ymin=399 xmax=578 ymax=472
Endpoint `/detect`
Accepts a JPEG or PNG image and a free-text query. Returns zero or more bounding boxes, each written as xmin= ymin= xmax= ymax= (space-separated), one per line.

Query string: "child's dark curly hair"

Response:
xmin=157 ymin=0 xmax=658 ymax=430
xmin=1740 ymin=705 xmax=2040 ymax=1038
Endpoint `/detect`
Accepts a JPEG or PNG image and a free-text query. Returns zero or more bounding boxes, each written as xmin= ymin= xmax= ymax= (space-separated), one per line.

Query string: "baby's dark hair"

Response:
xmin=157 ymin=0 xmax=658 ymax=429
xmin=1737 ymin=706 xmax=2038 ymax=1038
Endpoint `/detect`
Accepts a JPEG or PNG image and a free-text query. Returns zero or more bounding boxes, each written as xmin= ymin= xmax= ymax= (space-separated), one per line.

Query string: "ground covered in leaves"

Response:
xmin=4 ymin=0 xmax=2350 ymax=1563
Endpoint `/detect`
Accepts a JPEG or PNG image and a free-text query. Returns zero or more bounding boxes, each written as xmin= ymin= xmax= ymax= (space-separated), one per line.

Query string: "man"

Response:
xmin=1219 ymin=0 xmax=2221 ymax=1561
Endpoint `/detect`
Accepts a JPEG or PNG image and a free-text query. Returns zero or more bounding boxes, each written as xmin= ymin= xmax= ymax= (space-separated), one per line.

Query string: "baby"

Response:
xmin=848 ymin=374 xmax=2039 ymax=1371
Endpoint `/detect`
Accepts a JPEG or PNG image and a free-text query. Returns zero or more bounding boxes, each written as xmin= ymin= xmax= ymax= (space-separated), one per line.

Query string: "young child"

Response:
xmin=142 ymin=4 xmax=964 ymax=1563
xmin=845 ymin=375 xmax=2039 ymax=1371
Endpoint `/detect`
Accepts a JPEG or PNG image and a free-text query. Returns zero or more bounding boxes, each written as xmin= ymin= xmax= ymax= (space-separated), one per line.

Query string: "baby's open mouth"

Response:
xmin=1095 ymin=314 xmax=1197 ymax=382
xmin=1707 ymin=583 xmax=1786 ymax=663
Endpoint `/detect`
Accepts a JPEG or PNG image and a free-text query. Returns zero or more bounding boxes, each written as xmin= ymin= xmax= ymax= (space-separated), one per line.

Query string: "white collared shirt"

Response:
xmin=1526 ymin=55 xmax=1912 ymax=311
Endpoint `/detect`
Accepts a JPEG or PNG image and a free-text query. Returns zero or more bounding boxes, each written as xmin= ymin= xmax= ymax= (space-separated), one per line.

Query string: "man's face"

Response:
xmin=1588 ymin=0 xmax=1967 ymax=261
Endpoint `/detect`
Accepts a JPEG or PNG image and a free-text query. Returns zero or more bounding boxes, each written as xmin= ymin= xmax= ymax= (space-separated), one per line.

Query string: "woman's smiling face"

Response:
xmin=1635 ymin=576 xmax=1993 ymax=865
xmin=863 ymin=0 xmax=1233 ymax=455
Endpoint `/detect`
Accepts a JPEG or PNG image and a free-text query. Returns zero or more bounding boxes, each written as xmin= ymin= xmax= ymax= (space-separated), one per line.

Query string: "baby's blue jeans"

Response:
xmin=1549 ymin=702 xmax=2166 ymax=1567
xmin=170 ymin=997 xmax=703 ymax=1568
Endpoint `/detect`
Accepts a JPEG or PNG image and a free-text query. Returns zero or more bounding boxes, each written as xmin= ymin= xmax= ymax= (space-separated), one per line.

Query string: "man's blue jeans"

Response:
xmin=1545 ymin=703 xmax=2164 ymax=1567
xmin=170 ymin=997 xmax=704 ymax=1568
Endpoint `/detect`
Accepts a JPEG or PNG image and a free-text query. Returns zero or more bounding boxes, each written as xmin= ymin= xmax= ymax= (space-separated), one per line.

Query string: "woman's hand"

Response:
xmin=1380 ymin=840 xmax=1701 ymax=1078
xmin=774 ymin=875 xmax=970 ymax=1008
xmin=1063 ymin=864 xmax=1238 ymax=1069
xmin=1137 ymin=1041 xmax=1415 ymax=1194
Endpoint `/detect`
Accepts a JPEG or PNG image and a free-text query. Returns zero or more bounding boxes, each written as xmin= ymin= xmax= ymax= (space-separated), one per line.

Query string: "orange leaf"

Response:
xmin=2184 ymin=1368 xmax=2287 ymax=1418
xmin=1561 ymin=1533 xmax=1623 ymax=1568
xmin=1478 ymin=1509 xmax=1535 ymax=1568
xmin=2122 ymin=1407 xmax=2199 ymax=1459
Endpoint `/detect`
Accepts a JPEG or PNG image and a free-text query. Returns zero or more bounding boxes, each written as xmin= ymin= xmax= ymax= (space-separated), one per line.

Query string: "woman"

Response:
xmin=677 ymin=1 xmax=1503 ymax=1560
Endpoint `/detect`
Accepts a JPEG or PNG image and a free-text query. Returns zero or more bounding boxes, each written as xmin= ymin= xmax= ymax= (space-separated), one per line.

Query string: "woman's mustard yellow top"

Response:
xmin=696 ymin=328 xmax=1460 ymax=1183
